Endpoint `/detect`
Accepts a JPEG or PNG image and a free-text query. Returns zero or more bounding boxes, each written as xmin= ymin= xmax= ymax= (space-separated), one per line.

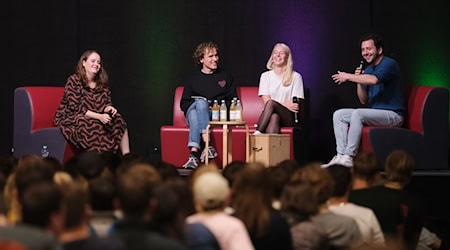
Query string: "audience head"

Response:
xmin=88 ymin=177 xmax=115 ymax=211
xmin=2 ymin=173 xmax=20 ymax=223
xmin=152 ymin=179 xmax=190 ymax=241
xmin=0 ymin=155 xmax=18 ymax=178
xmin=280 ymin=181 xmax=319 ymax=223
xmin=116 ymin=162 xmax=161 ymax=219
xmin=15 ymin=155 xmax=54 ymax=201
xmin=276 ymin=159 xmax=301 ymax=175
xmin=157 ymin=177 xmax=195 ymax=217
xmin=76 ymin=50 xmax=108 ymax=88
xmin=53 ymin=171 xmax=73 ymax=186
xmin=120 ymin=152 xmax=148 ymax=170
xmin=100 ymin=151 xmax=123 ymax=175
xmin=222 ymin=160 xmax=246 ymax=187
xmin=384 ymin=150 xmax=414 ymax=187
xmin=77 ymin=151 xmax=106 ymax=180
xmin=326 ymin=164 xmax=352 ymax=197
xmin=352 ymin=152 xmax=382 ymax=183
xmin=152 ymin=161 xmax=181 ymax=181
xmin=192 ymin=171 xmax=229 ymax=211
xmin=232 ymin=162 xmax=272 ymax=209
xmin=291 ymin=162 xmax=334 ymax=205
xmin=63 ymin=155 xmax=80 ymax=178
xmin=188 ymin=163 xmax=220 ymax=191
xmin=0 ymin=155 xmax=18 ymax=195
xmin=20 ymin=181 xmax=64 ymax=235
xmin=266 ymin=165 xmax=290 ymax=201
xmin=43 ymin=156 xmax=63 ymax=173
xmin=61 ymin=182 xmax=89 ymax=230
xmin=231 ymin=162 xmax=272 ymax=236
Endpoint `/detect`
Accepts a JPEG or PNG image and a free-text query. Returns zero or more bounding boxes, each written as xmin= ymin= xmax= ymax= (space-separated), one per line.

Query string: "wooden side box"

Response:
xmin=248 ymin=134 xmax=290 ymax=166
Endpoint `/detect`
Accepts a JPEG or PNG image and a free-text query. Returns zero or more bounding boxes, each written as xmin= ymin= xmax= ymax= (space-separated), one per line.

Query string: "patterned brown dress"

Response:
xmin=54 ymin=74 xmax=127 ymax=153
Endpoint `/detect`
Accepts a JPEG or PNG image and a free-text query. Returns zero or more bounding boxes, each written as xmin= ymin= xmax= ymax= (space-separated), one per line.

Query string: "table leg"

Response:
xmin=227 ymin=126 xmax=233 ymax=165
xmin=205 ymin=124 xmax=211 ymax=164
xmin=222 ymin=124 xmax=228 ymax=167
xmin=245 ymin=124 xmax=249 ymax=162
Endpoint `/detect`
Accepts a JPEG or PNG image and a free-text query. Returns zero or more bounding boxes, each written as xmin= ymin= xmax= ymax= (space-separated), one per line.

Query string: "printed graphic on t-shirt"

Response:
xmin=218 ymin=80 xmax=226 ymax=87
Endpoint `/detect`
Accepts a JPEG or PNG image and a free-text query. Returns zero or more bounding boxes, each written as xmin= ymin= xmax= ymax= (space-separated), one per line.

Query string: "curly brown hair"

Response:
xmin=192 ymin=42 xmax=219 ymax=68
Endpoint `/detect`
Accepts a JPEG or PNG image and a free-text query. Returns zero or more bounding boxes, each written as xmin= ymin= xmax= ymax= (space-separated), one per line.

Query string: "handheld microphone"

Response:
xmin=292 ymin=96 xmax=299 ymax=124
xmin=358 ymin=60 xmax=364 ymax=73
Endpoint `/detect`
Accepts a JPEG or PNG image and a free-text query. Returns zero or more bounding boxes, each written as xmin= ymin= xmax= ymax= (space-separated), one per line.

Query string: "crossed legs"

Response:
xmin=256 ymin=100 xmax=294 ymax=134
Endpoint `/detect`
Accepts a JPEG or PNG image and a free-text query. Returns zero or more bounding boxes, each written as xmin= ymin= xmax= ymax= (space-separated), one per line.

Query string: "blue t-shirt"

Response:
xmin=363 ymin=56 xmax=405 ymax=115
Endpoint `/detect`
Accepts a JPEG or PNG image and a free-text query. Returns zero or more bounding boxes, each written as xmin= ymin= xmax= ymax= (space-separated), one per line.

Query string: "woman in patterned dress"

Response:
xmin=55 ymin=50 xmax=130 ymax=154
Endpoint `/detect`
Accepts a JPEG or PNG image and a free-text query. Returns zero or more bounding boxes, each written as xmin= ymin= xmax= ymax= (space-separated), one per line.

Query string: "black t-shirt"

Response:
xmin=349 ymin=185 xmax=426 ymax=248
xmin=349 ymin=186 xmax=404 ymax=237
xmin=180 ymin=69 xmax=237 ymax=114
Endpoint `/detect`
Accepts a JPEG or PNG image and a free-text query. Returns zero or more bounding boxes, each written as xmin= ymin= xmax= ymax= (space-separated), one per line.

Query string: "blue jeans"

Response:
xmin=186 ymin=99 xmax=210 ymax=149
xmin=333 ymin=108 xmax=404 ymax=156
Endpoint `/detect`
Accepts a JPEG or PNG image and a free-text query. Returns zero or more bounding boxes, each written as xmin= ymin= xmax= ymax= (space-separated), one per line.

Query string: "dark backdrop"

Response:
xmin=1 ymin=0 xmax=449 ymax=163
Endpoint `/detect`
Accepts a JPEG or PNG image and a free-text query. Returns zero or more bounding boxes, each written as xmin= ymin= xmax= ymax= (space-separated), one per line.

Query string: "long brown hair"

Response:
xmin=75 ymin=50 xmax=109 ymax=89
xmin=231 ymin=162 xmax=271 ymax=237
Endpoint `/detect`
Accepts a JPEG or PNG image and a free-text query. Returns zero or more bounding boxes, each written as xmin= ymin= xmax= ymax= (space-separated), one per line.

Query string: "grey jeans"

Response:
xmin=332 ymin=108 xmax=404 ymax=156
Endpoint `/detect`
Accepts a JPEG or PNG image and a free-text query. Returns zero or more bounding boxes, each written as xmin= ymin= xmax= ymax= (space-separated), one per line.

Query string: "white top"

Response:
xmin=258 ymin=70 xmax=304 ymax=102
xmin=328 ymin=202 xmax=385 ymax=246
xmin=417 ymin=227 xmax=440 ymax=250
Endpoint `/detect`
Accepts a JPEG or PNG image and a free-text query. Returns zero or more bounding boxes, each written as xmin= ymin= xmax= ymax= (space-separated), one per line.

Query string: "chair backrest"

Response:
xmin=172 ymin=86 xmax=264 ymax=127
xmin=405 ymin=86 xmax=430 ymax=134
xmin=25 ymin=87 xmax=64 ymax=131
xmin=15 ymin=87 xmax=65 ymax=132
xmin=406 ymin=85 xmax=448 ymax=169
xmin=14 ymin=86 xmax=76 ymax=163
xmin=405 ymin=86 xmax=449 ymax=135
xmin=173 ymin=86 xmax=187 ymax=127
xmin=237 ymin=87 xmax=264 ymax=127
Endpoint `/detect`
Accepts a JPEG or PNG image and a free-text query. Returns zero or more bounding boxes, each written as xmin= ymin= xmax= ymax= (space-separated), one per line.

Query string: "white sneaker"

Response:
xmin=321 ymin=155 xmax=342 ymax=168
xmin=252 ymin=130 xmax=262 ymax=135
xmin=338 ymin=155 xmax=353 ymax=167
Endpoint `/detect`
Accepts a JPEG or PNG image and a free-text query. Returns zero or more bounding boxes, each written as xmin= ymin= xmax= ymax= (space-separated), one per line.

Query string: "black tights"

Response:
xmin=256 ymin=100 xmax=294 ymax=133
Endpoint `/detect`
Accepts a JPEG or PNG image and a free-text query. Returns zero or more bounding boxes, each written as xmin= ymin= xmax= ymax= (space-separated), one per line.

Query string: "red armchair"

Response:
xmin=13 ymin=87 xmax=77 ymax=163
xmin=360 ymin=86 xmax=449 ymax=170
xmin=160 ymin=86 xmax=301 ymax=168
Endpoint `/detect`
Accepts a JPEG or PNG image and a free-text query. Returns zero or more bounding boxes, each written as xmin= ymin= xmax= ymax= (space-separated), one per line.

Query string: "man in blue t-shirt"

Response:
xmin=323 ymin=33 xmax=405 ymax=167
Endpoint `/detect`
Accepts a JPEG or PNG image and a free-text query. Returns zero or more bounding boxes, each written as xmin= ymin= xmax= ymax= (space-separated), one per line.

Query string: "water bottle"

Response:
xmin=229 ymin=98 xmax=237 ymax=121
xmin=220 ymin=100 xmax=227 ymax=121
xmin=41 ymin=145 xmax=49 ymax=158
xmin=211 ymin=100 xmax=220 ymax=121
xmin=235 ymin=99 xmax=242 ymax=121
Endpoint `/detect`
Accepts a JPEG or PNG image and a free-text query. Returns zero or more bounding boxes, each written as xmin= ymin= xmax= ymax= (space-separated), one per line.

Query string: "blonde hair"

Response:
xmin=53 ymin=171 xmax=73 ymax=186
xmin=266 ymin=43 xmax=294 ymax=87
xmin=188 ymin=163 xmax=220 ymax=192
xmin=3 ymin=173 xmax=21 ymax=224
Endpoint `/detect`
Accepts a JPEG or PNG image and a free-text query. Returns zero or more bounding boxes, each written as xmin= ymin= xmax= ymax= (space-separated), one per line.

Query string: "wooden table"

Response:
xmin=205 ymin=121 xmax=249 ymax=168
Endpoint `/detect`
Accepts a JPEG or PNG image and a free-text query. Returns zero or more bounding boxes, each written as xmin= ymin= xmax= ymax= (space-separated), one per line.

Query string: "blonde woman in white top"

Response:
xmin=255 ymin=43 xmax=304 ymax=134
